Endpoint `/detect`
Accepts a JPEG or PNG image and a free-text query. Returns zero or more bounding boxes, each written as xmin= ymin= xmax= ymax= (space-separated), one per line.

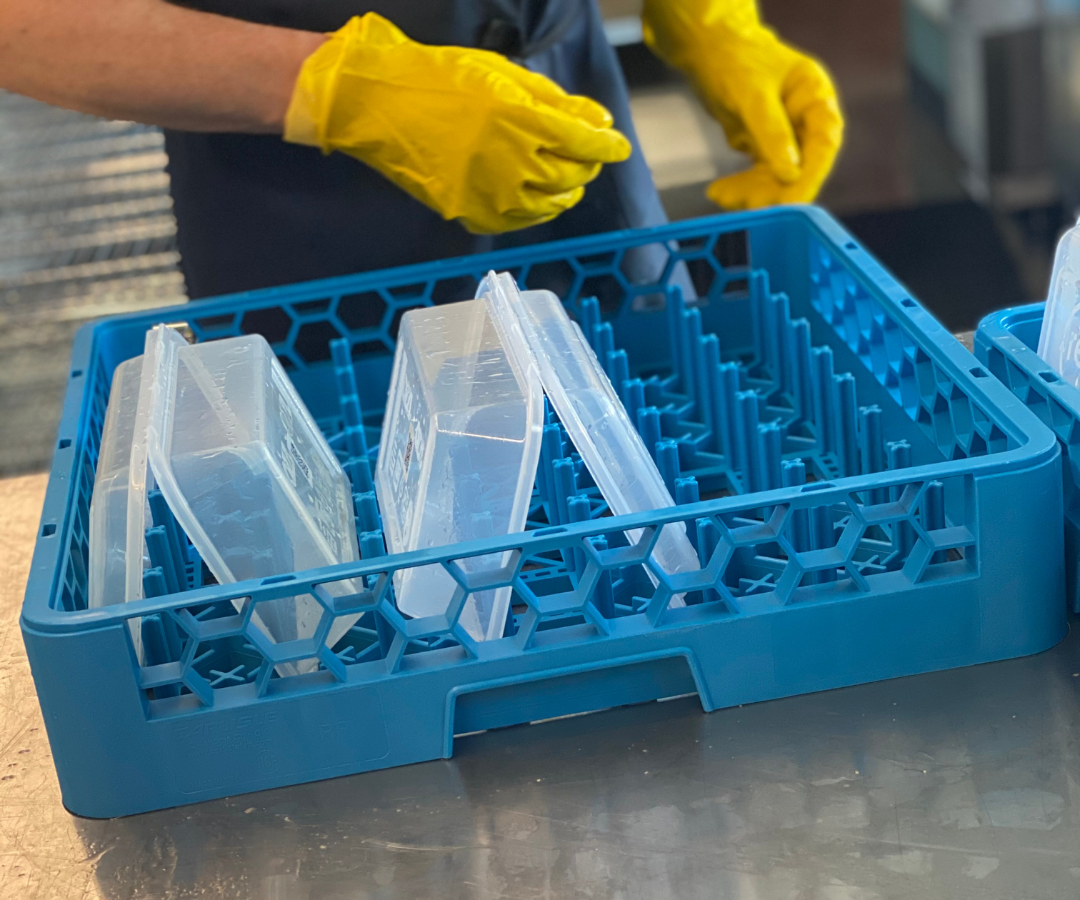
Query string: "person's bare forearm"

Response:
xmin=0 ymin=0 xmax=325 ymax=132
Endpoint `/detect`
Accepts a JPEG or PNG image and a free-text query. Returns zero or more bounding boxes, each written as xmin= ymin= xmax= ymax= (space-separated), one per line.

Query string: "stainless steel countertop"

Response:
xmin=2 ymin=472 xmax=1078 ymax=899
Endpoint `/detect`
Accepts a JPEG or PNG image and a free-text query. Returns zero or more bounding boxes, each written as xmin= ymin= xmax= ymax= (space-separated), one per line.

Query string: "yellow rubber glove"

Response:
xmin=642 ymin=0 xmax=844 ymax=210
xmin=284 ymin=14 xmax=632 ymax=234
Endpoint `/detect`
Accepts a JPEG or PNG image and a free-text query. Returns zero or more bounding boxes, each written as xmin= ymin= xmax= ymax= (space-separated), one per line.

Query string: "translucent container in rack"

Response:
xmin=144 ymin=326 xmax=361 ymax=667
xmin=89 ymin=356 xmax=146 ymax=612
xmin=1038 ymin=217 xmax=1080 ymax=385
xmin=481 ymin=271 xmax=698 ymax=595
xmin=375 ymin=299 xmax=544 ymax=641
xmin=87 ymin=355 xmax=154 ymax=662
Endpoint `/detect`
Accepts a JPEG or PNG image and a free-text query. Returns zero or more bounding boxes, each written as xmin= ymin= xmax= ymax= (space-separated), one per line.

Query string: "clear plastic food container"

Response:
xmin=144 ymin=326 xmax=361 ymax=669
xmin=375 ymin=299 xmax=544 ymax=641
xmin=89 ymin=356 xmax=146 ymax=611
xmin=88 ymin=355 xmax=155 ymax=662
xmin=481 ymin=272 xmax=698 ymax=597
xmin=1038 ymin=216 xmax=1080 ymax=385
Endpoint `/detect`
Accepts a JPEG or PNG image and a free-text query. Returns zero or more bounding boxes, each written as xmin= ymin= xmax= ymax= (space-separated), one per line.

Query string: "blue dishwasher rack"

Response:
xmin=23 ymin=207 xmax=1066 ymax=818
xmin=975 ymin=302 xmax=1080 ymax=613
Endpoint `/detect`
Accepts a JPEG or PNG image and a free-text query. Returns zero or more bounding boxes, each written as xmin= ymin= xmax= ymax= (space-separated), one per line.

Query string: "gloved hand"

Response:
xmin=642 ymin=0 xmax=844 ymax=209
xmin=284 ymin=14 xmax=631 ymax=234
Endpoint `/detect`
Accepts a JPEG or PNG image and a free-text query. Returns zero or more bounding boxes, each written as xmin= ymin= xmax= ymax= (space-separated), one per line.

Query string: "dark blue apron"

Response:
xmin=163 ymin=0 xmax=667 ymax=297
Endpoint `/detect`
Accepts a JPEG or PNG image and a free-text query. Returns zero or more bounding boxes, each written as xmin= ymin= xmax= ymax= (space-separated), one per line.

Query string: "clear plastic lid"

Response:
xmin=480 ymin=272 xmax=698 ymax=598
xmin=375 ymin=299 xmax=544 ymax=641
xmin=89 ymin=356 xmax=147 ymax=610
xmin=1038 ymin=217 xmax=1080 ymax=385
xmin=88 ymin=355 xmax=153 ymax=661
xmin=143 ymin=326 xmax=361 ymax=671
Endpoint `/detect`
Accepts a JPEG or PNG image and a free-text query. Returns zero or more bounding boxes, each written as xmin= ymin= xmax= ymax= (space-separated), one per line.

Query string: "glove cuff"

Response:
xmin=284 ymin=32 xmax=343 ymax=149
xmin=284 ymin=15 xmax=380 ymax=151
xmin=283 ymin=72 xmax=324 ymax=149
xmin=699 ymin=0 xmax=761 ymax=38
xmin=642 ymin=0 xmax=770 ymax=79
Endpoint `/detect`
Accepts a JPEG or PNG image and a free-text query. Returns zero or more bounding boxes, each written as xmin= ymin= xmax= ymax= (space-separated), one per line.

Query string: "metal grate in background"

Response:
xmin=0 ymin=90 xmax=186 ymax=476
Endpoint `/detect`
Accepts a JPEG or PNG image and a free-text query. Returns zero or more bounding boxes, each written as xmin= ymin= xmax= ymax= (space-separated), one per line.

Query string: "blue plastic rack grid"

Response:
xmin=23 ymin=206 xmax=1066 ymax=818
xmin=975 ymin=302 xmax=1080 ymax=613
